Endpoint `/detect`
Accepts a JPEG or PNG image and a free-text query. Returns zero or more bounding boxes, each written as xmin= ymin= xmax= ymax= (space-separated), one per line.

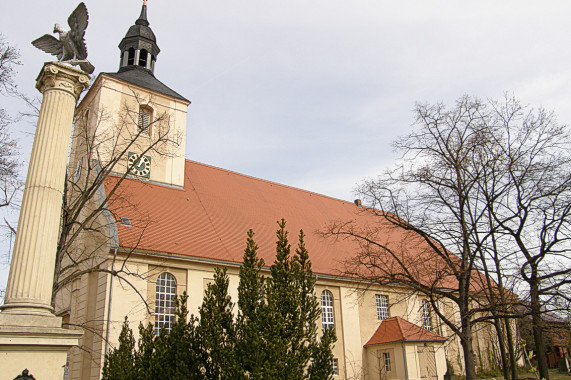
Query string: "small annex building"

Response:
xmin=57 ymin=3 xmax=501 ymax=380
xmin=363 ymin=317 xmax=448 ymax=380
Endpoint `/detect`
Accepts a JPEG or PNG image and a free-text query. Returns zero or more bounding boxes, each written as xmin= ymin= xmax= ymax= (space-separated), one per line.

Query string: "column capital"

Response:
xmin=35 ymin=62 xmax=91 ymax=100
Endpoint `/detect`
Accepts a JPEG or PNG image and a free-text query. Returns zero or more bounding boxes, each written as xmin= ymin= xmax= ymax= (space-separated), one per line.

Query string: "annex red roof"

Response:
xmin=364 ymin=317 xmax=447 ymax=347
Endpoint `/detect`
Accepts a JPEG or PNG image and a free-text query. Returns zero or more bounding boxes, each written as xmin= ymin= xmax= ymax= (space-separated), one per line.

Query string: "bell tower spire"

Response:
xmin=118 ymin=0 xmax=160 ymax=73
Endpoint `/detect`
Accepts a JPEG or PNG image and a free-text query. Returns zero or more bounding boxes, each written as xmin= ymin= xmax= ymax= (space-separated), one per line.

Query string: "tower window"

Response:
xmin=139 ymin=49 xmax=148 ymax=67
xmin=138 ymin=106 xmax=152 ymax=133
xmin=127 ymin=48 xmax=135 ymax=65
xmin=321 ymin=290 xmax=334 ymax=331
xmin=155 ymin=272 xmax=176 ymax=334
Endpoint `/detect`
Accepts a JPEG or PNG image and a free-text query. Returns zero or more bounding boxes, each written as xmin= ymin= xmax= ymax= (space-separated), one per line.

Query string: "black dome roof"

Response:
xmin=123 ymin=4 xmax=156 ymax=43
xmin=124 ymin=24 xmax=156 ymax=43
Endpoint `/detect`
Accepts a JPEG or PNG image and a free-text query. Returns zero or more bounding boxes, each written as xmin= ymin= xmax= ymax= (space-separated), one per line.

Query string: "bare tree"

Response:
xmin=482 ymin=97 xmax=571 ymax=380
xmin=324 ymin=95 xmax=532 ymax=380
xmin=54 ymin=93 xmax=182 ymax=305
xmin=0 ymin=35 xmax=22 ymax=209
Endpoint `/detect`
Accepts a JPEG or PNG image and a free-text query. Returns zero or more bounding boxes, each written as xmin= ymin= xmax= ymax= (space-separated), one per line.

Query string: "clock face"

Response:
xmin=128 ymin=152 xmax=151 ymax=178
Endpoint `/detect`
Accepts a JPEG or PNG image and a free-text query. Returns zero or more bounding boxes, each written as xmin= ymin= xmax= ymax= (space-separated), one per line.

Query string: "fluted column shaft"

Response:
xmin=2 ymin=63 xmax=89 ymax=315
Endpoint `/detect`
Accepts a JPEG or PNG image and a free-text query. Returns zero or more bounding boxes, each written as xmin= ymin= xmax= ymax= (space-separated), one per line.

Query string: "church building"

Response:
xmin=57 ymin=3 xmax=499 ymax=379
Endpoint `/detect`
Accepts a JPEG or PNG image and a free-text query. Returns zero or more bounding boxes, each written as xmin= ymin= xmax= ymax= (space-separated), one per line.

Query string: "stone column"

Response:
xmin=0 ymin=62 xmax=87 ymax=378
xmin=2 ymin=62 xmax=89 ymax=315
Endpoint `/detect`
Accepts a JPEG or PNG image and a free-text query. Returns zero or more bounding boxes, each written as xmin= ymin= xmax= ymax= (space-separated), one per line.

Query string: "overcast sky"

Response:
xmin=2 ymin=0 xmax=571 ymax=291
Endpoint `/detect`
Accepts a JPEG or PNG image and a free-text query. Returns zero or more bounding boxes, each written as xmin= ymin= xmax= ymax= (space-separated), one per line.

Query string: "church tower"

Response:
xmin=71 ymin=1 xmax=189 ymax=189
xmin=61 ymin=4 xmax=190 ymax=378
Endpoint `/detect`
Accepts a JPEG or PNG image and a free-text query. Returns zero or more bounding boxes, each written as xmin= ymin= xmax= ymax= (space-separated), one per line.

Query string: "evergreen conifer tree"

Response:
xmin=236 ymin=229 xmax=266 ymax=379
xmin=102 ymin=317 xmax=136 ymax=380
xmin=263 ymin=219 xmax=297 ymax=378
xmin=199 ymin=267 xmax=242 ymax=379
xmin=262 ymin=219 xmax=335 ymax=379
xmin=103 ymin=222 xmax=335 ymax=380
xmin=308 ymin=327 xmax=336 ymax=380
xmin=133 ymin=322 xmax=155 ymax=380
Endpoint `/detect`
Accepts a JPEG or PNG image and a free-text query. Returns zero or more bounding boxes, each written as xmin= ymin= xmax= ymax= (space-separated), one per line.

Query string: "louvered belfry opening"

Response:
xmin=138 ymin=106 xmax=152 ymax=133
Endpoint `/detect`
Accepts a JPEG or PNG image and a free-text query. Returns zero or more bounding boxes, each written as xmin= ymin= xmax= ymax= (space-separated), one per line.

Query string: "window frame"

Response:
xmin=321 ymin=289 xmax=335 ymax=331
xmin=137 ymin=105 xmax=153 ymax=134
xmin=422 ymin=300 xmax=432 ymax=331
xmin=375 ymin=294 xmax=390 ymax=320
xmin=154 ymin=272 xmax=177 ymax=335
xmin=383 ymin=352 xmax=391 ymax=373
xmin=331 ymin=358 xmax=339 ymax=376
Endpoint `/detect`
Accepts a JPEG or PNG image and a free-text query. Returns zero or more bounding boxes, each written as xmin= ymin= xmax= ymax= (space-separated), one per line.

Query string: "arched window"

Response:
xmin=321 ymin=290 xmax=334 ymax=331
xmin=155 ymin=272 xmax=176 ymax=334
xmin=138 ymin=106 xmax=152 ymax=134
xmin=127 ymin=48 xmax=135 ymax=65
xmin=139 ymin=48 xmax=148 ymax=67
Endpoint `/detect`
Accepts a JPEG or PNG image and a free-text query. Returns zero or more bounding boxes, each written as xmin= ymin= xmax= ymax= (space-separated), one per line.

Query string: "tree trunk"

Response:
xmin=458 ymin=304 xmax=477 ymax=380
xmin=504 ymin=317 xmax=518 ymax=380
xmin=530 ymin=281 xmax=549 ymax=380
xmin=460 ymin=329 xmax=478 ymax=380
xmin=493 ymin=316 xmax=511 ymax=380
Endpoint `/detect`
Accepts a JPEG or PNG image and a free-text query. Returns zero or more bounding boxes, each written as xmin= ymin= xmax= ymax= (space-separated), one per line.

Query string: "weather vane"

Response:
xmin=32 ymin=2 xmax=95 ymax=74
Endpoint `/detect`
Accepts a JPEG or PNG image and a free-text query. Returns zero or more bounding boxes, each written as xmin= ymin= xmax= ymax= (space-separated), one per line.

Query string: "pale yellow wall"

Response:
xmin=407 ymin=343 xmax=446 ymax=380
xmin=56 ymin=265 xmax=112 ymax=380
xmin=339 ymin=286 xmax=364 ymax=379
xmin=60 ymin=252 xmax=508 ymax=380
xmin=58 ymin=248 xmax=506 ymax=380
xmin=365 ymin=342 xmax=446 ymax=380
xmin=365 ymin=345 xmax=402 ymax=380
xmin=107 ymin=261 xmax=149 ymax=345
xmin=435 ymin=344 xmax=447 ymax=379
xmin=404 ymin=344 xmax=418 ymax=380
xmin=1 ymin=348 xmax=71 ymax=380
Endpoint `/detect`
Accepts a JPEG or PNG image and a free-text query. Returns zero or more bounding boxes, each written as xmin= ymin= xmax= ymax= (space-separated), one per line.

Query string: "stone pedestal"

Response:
xmin=0 ymin=62 xmax=89 ymax=379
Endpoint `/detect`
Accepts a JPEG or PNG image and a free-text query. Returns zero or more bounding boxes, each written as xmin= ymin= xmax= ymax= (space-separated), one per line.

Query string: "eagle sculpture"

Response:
xmin=32 ymin=2 xmax=95 ymax=74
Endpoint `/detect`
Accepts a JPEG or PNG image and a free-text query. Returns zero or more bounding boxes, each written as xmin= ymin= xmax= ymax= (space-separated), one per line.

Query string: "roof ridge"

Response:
xmin=394 ymin=316 xmax=406 ymax=340
xmin=184 ymin=159 xmax=355 ymax=205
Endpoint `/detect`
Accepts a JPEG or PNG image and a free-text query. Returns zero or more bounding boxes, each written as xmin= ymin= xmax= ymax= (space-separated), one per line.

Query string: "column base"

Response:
xmin=0 ymin=313 xmax=82 ymax=379
xmin=0 ymin=300 xmax=55 ymax=317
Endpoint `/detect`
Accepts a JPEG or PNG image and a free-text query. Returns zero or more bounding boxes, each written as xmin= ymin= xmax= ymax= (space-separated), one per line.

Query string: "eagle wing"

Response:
xmin=67 ymin=2 xmax=89 ymax=60
xmin=31 ymin=35 xmax=63 ymax=57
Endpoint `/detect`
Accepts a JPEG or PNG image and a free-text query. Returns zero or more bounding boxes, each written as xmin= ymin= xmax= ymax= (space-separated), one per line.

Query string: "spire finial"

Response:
xmin=136 ymin=0 xmax=149 ymax=26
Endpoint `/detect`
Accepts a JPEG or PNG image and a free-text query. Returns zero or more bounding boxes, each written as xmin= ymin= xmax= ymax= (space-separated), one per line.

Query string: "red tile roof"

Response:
xmin=106 ymin=160 xmax=391 ymax=276
xmin=364 ymin=317 xmax=447 ymax=347
xmin=104 ymin=160 xmax=484 ymax=289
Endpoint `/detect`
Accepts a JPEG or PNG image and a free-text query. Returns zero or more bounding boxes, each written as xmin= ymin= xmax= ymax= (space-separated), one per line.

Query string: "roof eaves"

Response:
xmin=102 ymin=70 xmax=190 ymax=103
